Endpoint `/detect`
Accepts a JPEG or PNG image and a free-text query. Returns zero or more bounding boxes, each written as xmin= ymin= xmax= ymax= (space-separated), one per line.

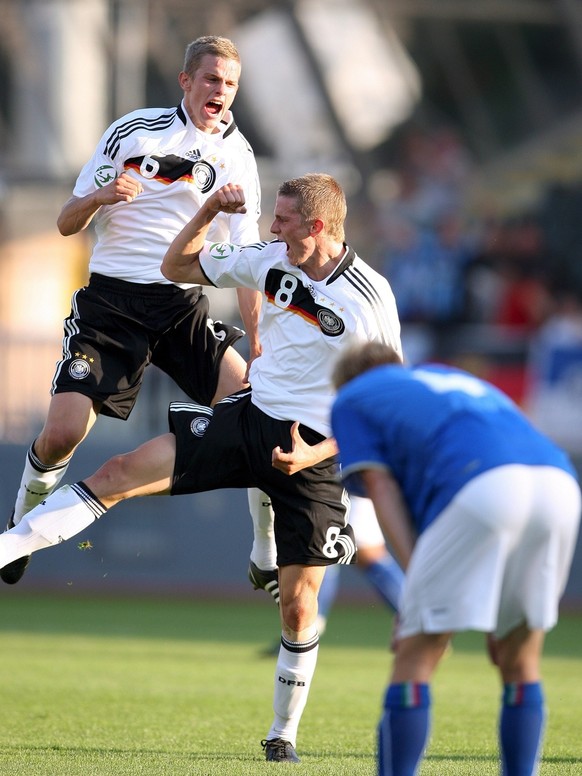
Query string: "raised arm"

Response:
xmin=161 ymin=183 xmax=247 ymax=285
xmin=57 ymin=172 xmax=143 ymax=236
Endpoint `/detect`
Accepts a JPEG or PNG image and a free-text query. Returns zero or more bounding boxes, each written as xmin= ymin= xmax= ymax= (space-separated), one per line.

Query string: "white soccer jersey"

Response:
xmin=199 ymin=240 xmax=402 ymax=436
xmin=73 ymin=101 xmax=261 ymax=284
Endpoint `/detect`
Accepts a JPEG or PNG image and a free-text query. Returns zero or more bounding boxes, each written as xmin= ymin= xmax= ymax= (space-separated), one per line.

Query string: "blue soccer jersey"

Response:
xmin=331 ymin=363 xmax=577 ymax=533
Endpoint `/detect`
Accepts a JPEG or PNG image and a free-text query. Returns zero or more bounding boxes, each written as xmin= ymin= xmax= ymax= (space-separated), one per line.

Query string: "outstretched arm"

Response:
xmin=161 ymin=183 xmax=247 ymax=285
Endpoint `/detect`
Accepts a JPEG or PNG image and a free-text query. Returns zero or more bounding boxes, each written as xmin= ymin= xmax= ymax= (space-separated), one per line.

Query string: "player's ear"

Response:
xmin=178 ymin=71 xmax=191 ymax=91
xmin=310 ymin=218 xmax=324 ymax=236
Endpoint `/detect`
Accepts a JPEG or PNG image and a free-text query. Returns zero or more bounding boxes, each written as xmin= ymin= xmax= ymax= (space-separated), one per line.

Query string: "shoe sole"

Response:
xmin=0 ymin=554 xmax=31 ymax=584
xmin=1 ymin=512 xmax=31 ymax=584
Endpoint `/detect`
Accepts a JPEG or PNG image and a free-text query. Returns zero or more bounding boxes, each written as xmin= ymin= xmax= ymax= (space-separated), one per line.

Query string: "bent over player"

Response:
xmin=331 ymin=341 xmax=581 ymax=776
xmin=2 ymin=35 xmax=270 ymax=585
xmin=0 ymin=174 xmax=401 ymax=763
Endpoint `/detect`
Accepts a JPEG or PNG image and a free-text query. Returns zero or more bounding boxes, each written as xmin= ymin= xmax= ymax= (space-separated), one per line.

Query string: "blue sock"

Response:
xmin=500 ymin=682 xmax=545 ymax=776
xmin=363 ymin=557 xmax=405 ymax=612
xmin=317 ymin=564 xmax=341 ymax=619
xmin=378 ymin=682 xmax=430 ymax=776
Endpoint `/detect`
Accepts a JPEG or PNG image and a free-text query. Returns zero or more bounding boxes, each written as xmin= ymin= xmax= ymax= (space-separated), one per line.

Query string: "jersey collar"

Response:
xmin=176 ymin=101 xmax=237 ymax=139
xmin=325 ymin=244 xmax=356 ymax=285
xmin=177 ymin=102 xmax=188 ymax=125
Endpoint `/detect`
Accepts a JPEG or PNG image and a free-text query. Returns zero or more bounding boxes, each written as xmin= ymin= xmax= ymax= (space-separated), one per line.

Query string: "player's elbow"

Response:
xmin=160 ymin=256 xmax=180 ymax=282
xmin=56 ymin=213 xmax=74 ymax=236
xmin=161 ymin=253 xmax=204 ymax=285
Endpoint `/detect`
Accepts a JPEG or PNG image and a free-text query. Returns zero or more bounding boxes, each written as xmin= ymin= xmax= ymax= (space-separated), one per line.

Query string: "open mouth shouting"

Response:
xmin=206 ymin=99 xmax=224 ymax=118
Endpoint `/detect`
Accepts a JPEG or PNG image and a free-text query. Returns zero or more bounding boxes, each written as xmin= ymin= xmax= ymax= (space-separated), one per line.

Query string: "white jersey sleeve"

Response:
xmin=199 ymin=240 xmax=269 ymax=290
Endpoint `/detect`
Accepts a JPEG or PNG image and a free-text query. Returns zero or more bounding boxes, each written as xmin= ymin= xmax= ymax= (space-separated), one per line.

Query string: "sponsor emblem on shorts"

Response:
xmin=209 ymin=242 xmax=235 ymax=260
xmin=68 ymin=358 xmax=91 ymax=380
xmin=94 ymin=165 xmax=116 ymax=187
xmin=317 ymin=308 xmax=345 ymax=336
xmin=190 ymin=416 xmax=210 ymax=437
xmin=193 ymin=160 xmax=216 ymax=193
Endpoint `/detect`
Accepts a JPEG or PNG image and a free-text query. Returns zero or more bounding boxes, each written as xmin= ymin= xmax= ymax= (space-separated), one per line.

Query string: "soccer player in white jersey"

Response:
xmin=1 ymin=35 xmax=272 ymax=586
xmin=0 ymin=174 xmax=402 ymax=763
xmin=331 ymin=341 xmax=581 ymax=776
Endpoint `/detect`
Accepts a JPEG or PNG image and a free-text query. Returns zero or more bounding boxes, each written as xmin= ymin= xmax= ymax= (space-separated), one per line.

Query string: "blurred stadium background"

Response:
xmin=0 ymin=0 xmax=581 ymax=605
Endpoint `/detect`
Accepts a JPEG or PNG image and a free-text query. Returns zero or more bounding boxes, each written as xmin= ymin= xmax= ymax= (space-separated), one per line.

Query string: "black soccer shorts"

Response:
xmin=51 ymin=273 xmax=243 ymax=419
xmin=169 ymin=389 xmax=356 ymax=568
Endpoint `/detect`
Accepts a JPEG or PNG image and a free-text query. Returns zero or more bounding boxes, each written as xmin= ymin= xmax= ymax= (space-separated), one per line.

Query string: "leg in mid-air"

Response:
xmin=0 ymin=433 xmax=177 ymax=573
xmin=1 ymin=392 xmax=100 ymax=584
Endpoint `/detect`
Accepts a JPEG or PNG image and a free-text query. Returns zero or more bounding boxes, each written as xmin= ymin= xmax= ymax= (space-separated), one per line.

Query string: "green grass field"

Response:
xmin=0 ymin=593 xmax=580 ymax=775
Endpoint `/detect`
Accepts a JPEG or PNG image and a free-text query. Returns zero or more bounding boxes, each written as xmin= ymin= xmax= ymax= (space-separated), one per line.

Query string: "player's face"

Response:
xmin=270 ymin=195 xmax=315 ymax=266
xmin=180 ymin=55 xmax=240 ymax=133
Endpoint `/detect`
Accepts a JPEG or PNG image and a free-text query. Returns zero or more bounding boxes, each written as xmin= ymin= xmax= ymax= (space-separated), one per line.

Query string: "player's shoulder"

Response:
xmin=103 ymin=105 xmax=179 ymax=157
xmin=351 ymin=254 xmax=390 ymax=283
xmin=208 ymin=238 xmax=273 ymax=259
xmin=336 ymin=251 xmax=394 ymax=296
xmin=108 ymin=105 xmax=178 ymax=132
xmin=221 ymin=119 xmax=256 ymax=157
xmin=240 ymin=238 xmax=279 ymax=257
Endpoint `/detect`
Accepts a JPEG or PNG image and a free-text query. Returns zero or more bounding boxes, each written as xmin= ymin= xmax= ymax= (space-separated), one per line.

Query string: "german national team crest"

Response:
xmin=190 ymin=416 xmax=210 ymax=437
xmin=317 ymin=309 xmax=345 ymax=336
xmin=193 ymin=160 xmax=216 ymax=193
xmin=68 ymin=358 xmax=92 ymax=380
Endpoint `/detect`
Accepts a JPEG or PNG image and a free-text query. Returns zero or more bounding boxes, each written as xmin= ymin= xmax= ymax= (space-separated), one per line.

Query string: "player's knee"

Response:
xmin=280 ymin=595 xmax=316 ymax=634
xmin=88 ymin=454 xmax=135 ymax=501
xmin=36 ymin=425 xmax=84 ymax=463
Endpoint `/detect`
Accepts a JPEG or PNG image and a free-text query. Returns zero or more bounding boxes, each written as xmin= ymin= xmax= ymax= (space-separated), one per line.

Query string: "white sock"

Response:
xmin=248 ymin=488 xmax=277 ymax=570
xmin=0 ymin=483 xmax=106 ymax=565
xmin=13 ymin=444 xmax=72 ymax=525
xmin=266 ymin=627 xmax=319 ymax=747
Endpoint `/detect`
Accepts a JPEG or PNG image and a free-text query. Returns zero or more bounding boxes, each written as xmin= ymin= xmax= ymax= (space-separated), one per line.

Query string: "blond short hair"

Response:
xmin=183 ymin=36 xmax=240 ymax=78
xmin=278 ymin=173 xmax=347 ymax=242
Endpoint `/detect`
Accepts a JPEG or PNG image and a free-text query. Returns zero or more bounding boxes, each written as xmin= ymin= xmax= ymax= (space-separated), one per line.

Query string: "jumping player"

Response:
xmin=2 ymin=36 xmax=271 ymax=585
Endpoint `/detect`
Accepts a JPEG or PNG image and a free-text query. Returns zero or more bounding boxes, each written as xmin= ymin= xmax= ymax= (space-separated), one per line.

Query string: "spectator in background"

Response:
xmin=526 ymin=286 xmax=582 ymax=455
xmin=373 ymin=123 xmax=478 ymax=366
xmin=467 ymin=215 xmax=553 ymax=331
xmin=380 ymin=211 xmax=474 ymax=325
